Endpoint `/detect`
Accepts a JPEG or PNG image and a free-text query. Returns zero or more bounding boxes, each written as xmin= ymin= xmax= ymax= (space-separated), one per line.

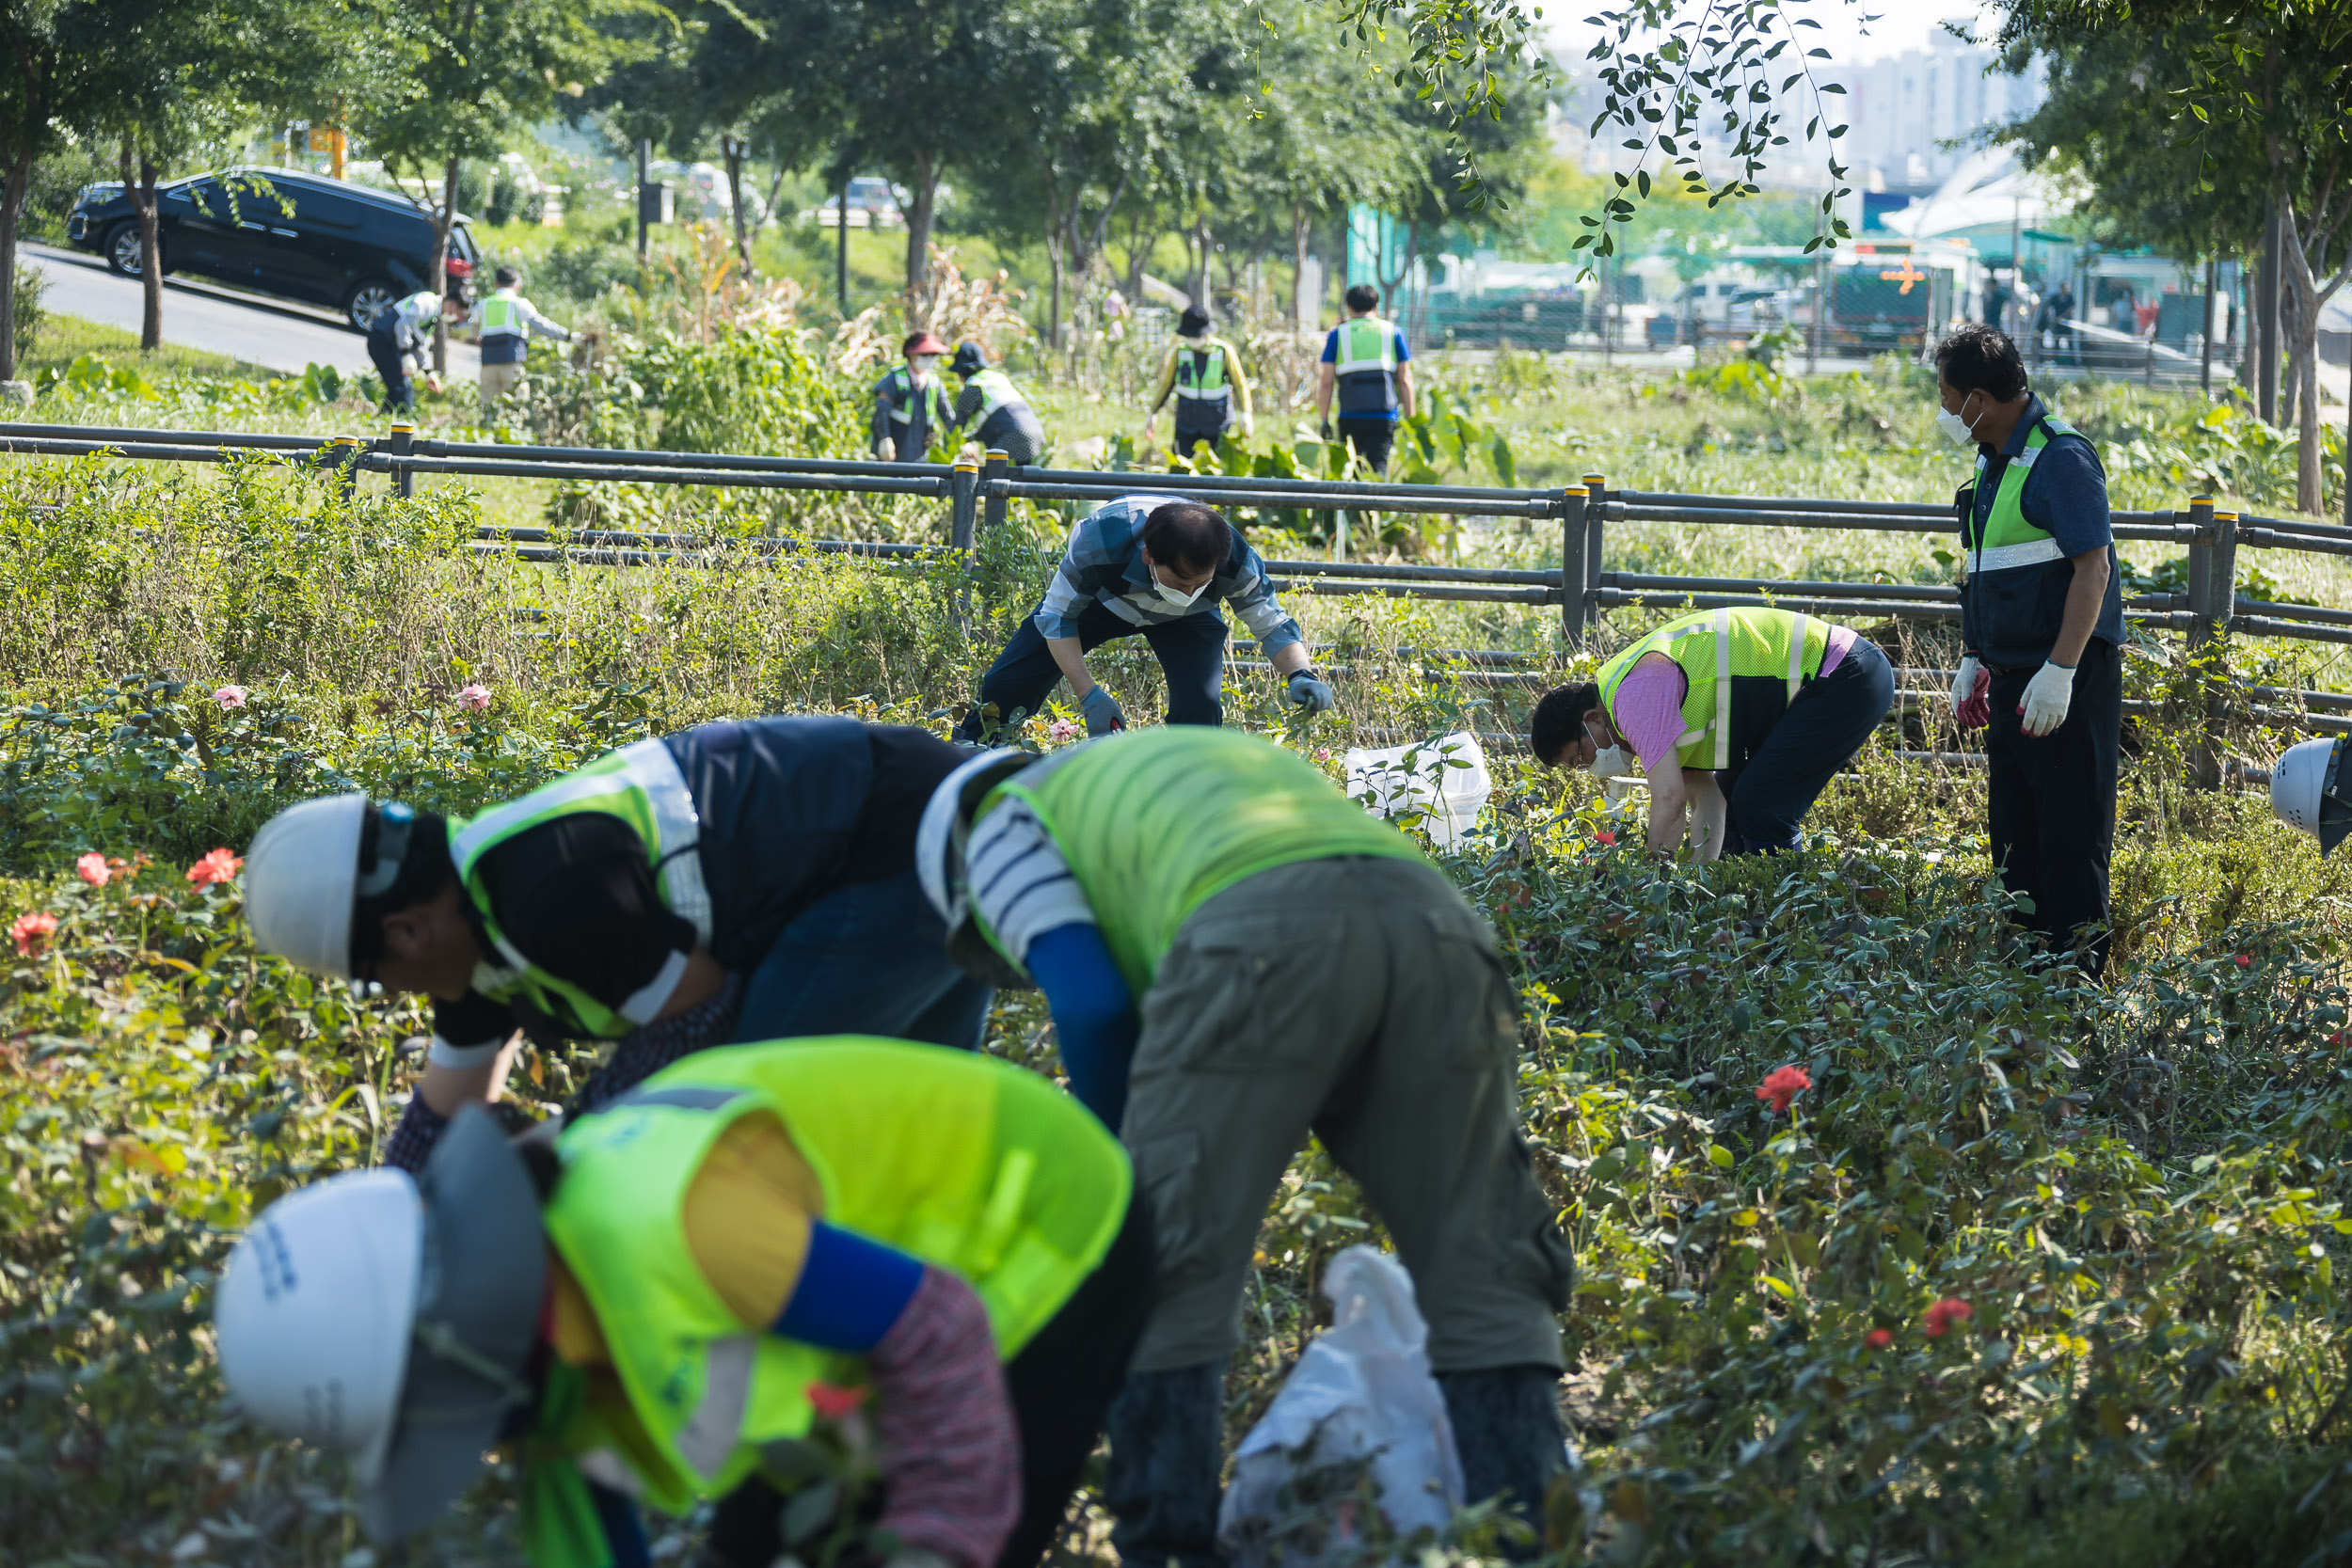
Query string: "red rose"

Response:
xmin=1755 ymin=1064 xmax=1812 ymax=1116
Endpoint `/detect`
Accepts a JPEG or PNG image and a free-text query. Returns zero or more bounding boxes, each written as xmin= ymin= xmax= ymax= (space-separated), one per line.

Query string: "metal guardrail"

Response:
xmin=3 ymin=421 xmax=2346 ymax=771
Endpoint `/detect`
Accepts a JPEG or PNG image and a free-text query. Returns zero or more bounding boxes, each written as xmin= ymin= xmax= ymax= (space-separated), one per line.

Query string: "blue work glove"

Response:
xmin=1079 ymin=684 xmax=1126 ymax=736
xmin=1286 ymin=668 xmax=1335 ymax=714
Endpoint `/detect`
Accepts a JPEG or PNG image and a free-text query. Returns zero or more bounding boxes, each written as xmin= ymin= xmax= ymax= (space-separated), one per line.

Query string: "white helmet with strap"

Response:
xmin=2271 ymin=735 xmax=2352 ymax=854
xmin=243 ymin=796 xmax=424 ymax=979
xmin=917 ymin=746 xmax=1041 ymax=987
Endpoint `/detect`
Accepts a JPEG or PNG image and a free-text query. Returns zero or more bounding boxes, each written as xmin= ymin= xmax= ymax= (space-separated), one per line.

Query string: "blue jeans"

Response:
xmin=726 ymin=868 xmax=993 ymax=1050
xmin=1724 ymin=639 xmax=1896 ymax=853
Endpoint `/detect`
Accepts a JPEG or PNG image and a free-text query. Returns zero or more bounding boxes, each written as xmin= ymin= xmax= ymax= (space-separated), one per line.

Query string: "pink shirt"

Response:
xmin=1612 ymin=626 xmax=1855 ymax=772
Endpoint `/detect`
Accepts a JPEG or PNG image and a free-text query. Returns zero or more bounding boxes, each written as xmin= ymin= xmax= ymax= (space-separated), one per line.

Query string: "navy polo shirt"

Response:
xmin=1963 ymin=396 xmax=2124 ymax=668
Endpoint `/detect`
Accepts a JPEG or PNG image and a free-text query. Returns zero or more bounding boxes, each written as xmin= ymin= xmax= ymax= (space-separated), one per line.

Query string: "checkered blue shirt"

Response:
xmin=1034 ymin=494 xmax=1303 ymax=655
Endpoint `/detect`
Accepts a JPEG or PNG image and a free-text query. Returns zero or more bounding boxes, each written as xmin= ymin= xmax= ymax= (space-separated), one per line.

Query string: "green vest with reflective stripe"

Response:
xmin=967 ymin=367 xmax=1023 ymax=420
xmin=532 ymin=1037 xmax=1130 ymax=1546
xmin=885 ymin=367 xmax=950 ymax=429
xmin=1966 ymin=415 xmax=2077 ymax=575
xmin=482 ymin=294 xmax=525 ymax=335
xmin=1596 ymin=608 xmax=1829 ymax=772
xmin=1173 ymin=341 xmax=1231 ymax=405
xmin=977 ymin=729 xmax=1424 ymax=994
xmin=1333 ymin=316 xmax=1399 ymax=376
xmin=449 ymin=738 xmax=711 ymax=1039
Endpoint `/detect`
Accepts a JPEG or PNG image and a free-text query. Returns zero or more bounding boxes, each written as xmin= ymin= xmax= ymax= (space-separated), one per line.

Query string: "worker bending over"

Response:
xmin=240 ymin=717 xmax=988 ymax=1170
xmin=1142 ymin=305 xmax=1253 ymax=459
xmin=875 ymin=331 xmax=954 ymax=462
xmin=369 ymin=287 xmax=465 ymax=412
xmin=920 ymin=729 xmax=1577 ymax=1558
xmin=1532 ymin=607 xmax=1894 ymax=858
xmin=956 ymin=495 xmax=1332 ymax=740
xmin=215 ymin=1038 xmax=1153 ymax=1568
xmin=1938 ymin=323 xmax=2122 ymax=974
xmin=948 ymin=341 xmax=1046 ymax=465
xmin=1314 ymin=284 xmax=1416 ymax=475
xmin=470 ymin=263 xmax=572 ymax=411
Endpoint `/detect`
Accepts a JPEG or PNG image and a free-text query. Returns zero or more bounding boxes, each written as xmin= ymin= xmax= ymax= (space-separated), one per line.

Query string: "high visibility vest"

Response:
xmin=882 ymin=367 xmax=950 ymax=430
xmin=966 ymin=367 xmax=1023 ymax=420
xmin=1172 ymin=340 xmax=1233 ymax=424
xmin=1332 ymin=316 xmax=1400 ymax=414
xmin=1596 ymin=608 xmax=1829 ymax=772
xmin=530 ymin=1037 xmax=1131 ymax=1554
xmin=482 ymin=293 xmax=527 ymax=338
xmin=1962 ymin=414 xmax=2077 ymax=577
xmin=392 ymin=291 xmax=441 ymax=332
xmin=976 ymin=729 xmax=1424 ymax=994
xmin=447 ymin=718 xmax=878 ymax=1038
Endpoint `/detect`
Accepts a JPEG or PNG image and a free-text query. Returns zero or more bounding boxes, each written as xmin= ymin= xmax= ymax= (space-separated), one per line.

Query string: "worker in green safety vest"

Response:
xmin=1935 ymin=323 xmax=2122 ymax=974
xmin=916 ymin=729 xmax=1577 ymax=1561
xmin=1313 ymin=284 xmax=1417 ymax=475
xmin=213 ymin=1037 xmax=1154 ymax=1568
xmin=469 ymin=263 xmax=573 ymax=412
xmin=874 ymin=331 xmax=955 ymax=462
xmin=947 ymin=341 xmax=1046 ymax=465
xmin=1530 ymin=606 xmax=1895 ymax=858
xmin=1142 ymin=304 xmax=1254 ymax=460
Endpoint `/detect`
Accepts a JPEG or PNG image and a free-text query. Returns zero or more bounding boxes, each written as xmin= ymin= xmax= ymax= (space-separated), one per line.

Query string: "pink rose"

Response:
xmin=456 ymin=684 xmax=493 ymax=711
xmin=10 ymin=911 xmax=58 ymax=956
xmin=75 ymin=853 xmax=110 ymax=887
xmin=185 ymin=847 xmax=243 ymax=887
xmin=212 ymin=686 xmax=248 ymax=709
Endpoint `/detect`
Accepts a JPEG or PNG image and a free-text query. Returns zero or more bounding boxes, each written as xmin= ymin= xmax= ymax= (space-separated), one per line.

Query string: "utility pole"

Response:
xmin=2200 ymin=258 xmax=2216 ymax=397
xmin=837 ymin=177 xmax=850 ymax=317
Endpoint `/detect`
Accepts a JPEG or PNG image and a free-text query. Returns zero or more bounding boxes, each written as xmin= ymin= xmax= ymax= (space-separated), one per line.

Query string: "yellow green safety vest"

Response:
xmin=977 ymin=728 xmax=1424 ymax=994
xmin=526 ymin=1037 xmax=1131 ymax=1562
xmin=1332 ymin=316 xmax=1399 ymax=377
xmin=1173 ymin=340 xmax=1231 ymax=407
xmin=966 ymin=367 xmax=1023 ymax=420
xmin=482 ymin=294 xmax=525 ymax=336
xmin=1596 ymin=608 xmax=1830 ymax=772
xmin=449 ymin=738 xmax=712 ymax=1039
xmin=1963 ymin=413 xmax=2077 ymax=576
xmin=884 ymin=366 xmax=951 ymax=430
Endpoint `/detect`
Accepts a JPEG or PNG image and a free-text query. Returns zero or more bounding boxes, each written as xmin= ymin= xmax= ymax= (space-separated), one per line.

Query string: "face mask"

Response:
xmin=1935 ymin=394 xmax=1980 ymax=448
xmin=1584 ymin=721 xmax=1633 ymax=780
xmin=912 ymin=356 xmax=940 ymax=379
xmin=1150 ymin=567 xmax=1208 ymax=609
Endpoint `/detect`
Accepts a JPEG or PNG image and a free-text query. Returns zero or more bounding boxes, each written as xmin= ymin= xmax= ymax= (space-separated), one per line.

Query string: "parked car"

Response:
xmin=65 ymin=166 xmax=483 ymax=331
xmin=809 ymin=176 xmax=905 ymax=229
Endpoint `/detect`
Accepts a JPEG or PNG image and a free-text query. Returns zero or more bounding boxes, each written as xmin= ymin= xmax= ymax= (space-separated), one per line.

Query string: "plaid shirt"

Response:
xmin=1035 ymin=494 xmax=1302 ymax=655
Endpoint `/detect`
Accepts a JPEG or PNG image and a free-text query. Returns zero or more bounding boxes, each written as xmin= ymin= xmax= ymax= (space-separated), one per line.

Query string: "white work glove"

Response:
xmin=1949 ymin=655 xmax=1981 ymax=715
xmin=2018 ymin=658 xmax=2075 ymax=737
xmin=1240 ymin=411 xmax=1255 ymax=438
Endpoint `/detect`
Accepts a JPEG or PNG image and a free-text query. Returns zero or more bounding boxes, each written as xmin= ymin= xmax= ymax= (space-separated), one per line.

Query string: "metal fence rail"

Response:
xmin=5 ymin=420 xmax=2347 ymax=768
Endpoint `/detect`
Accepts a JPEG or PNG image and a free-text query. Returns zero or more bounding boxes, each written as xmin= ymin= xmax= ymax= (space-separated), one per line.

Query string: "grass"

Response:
xmin=20 ymin=311 xmax=278 ymax=383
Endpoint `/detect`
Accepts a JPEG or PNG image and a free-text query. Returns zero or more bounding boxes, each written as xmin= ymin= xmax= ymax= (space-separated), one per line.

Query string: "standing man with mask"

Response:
xmin=1529 ymin=607 xmax=1893 ymax=859
xmin=469 ymin=264 xmax=571 ymax=413
xmin=1142 ymin=305 xmax=1254 ymax=459
xmin=948 ymin=341 xmax=1047 ymax=465
xmin=1314 ymin=284 xmax=1417 ymax=475
xmin=1937 ymin=323 xmax=2122 ymax=975
xmin=875 ymin=331 xmax=954 ymax=462
xmin=956 ymin=495 xmax=1332 ymax=741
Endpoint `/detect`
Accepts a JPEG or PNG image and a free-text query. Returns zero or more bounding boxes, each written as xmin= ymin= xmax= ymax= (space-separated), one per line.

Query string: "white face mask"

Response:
xmin=912 ymin=356 xmax=940 ymax=380
xmin=1935 ymin=393 xmax=1981 ymax=448
xmin=1584 ymin=720 xmax=1633 ymax=780
xmin=1150 ymin=568 xmax=1208 ymax=610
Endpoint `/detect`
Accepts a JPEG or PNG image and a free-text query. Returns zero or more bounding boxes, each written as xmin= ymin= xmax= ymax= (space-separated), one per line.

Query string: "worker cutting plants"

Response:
xmin=946 ymin=341 xmax=1046 ymax=466
xmin=212 ymin=1037 xmax=1154 ymax=1568
xmin=917 ymin=728 xmax=1577 ymax=1559
xmin=955 ymin=494 xmax=1333 ymax=740
xmin=238 ymin=716 xmax=989 ymax=1171
xmin=1529 ymin=606 xmax=1895 ymax=859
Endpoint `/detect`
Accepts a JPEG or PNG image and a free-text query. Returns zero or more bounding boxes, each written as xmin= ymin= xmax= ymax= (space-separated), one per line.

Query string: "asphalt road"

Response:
xmin=21 ymin=241 xmax=479 ymax=380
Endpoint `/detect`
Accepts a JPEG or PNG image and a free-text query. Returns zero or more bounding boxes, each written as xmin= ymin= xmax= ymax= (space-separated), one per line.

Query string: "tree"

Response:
xmin=0 ymin=0 xmax=110 ymax=380
xmin=353 ymin=0 xmax=655 ymax=369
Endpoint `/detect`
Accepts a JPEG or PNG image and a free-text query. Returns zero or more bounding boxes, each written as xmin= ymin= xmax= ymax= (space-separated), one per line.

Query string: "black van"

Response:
xmin=66 ymin=167 xmax=482 ymax=331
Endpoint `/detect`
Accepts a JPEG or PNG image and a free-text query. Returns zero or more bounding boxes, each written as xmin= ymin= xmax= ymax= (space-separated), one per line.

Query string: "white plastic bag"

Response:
xmin=1343 ymin=732 xmax=1491 ymax=848
xmin=1217 ymin=1245 xmax=1464 ymax=1567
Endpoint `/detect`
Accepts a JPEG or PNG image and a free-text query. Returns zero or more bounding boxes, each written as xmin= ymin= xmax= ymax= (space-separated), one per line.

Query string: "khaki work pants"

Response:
xmin=479 ymin=359 xmax=526 ymax=412
xmin=1121 ymin=856 xmax=1574 ymax=1374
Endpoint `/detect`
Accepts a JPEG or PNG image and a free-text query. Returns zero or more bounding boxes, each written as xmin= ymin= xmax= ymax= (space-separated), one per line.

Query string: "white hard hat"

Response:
xmin=916 ymin=745 xmax=1042 ymax=986
xmin=243 ymin=795 xmax=367 ymax=978
xmin=216 ymin=1105 xmax=548 ymax=1539
xmin=2272 ymin=735 xmax=2352 ymax=853
xmin=215 ymin=1167 xmax=424 ymax=1484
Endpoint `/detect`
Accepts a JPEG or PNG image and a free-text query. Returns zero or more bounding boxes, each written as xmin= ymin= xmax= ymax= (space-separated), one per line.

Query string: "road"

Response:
xmin=21 ymin=241 xmax=478 ymax=380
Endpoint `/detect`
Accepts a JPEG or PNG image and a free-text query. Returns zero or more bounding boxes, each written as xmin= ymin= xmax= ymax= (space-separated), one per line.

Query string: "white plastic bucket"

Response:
xmin=1343 ymin=732 xmax=1491 ymax=847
